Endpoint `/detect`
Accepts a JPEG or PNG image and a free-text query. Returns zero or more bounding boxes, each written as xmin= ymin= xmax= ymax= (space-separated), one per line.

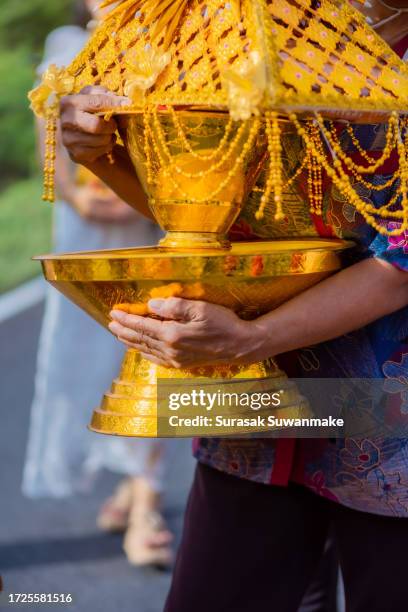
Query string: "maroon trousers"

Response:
xmin=165 ymin=463 xmax=408 ymax=612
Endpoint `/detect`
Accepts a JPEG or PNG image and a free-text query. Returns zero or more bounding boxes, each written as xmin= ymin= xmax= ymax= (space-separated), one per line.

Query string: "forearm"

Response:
xmin=84 ymin=145 xmax=153 ymax=220
xmin=107 ymin=254 xmax=408 ymax=369
xmin=252 ymin=258 xmax=408 ymax=361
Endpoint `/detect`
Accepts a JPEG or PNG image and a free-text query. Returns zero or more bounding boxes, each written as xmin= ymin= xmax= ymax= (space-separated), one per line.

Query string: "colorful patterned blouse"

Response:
xmin=194 ymin=41 xmax=408 ymax=519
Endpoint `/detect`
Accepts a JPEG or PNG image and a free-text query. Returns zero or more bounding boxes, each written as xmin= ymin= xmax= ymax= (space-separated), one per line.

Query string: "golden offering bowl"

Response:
xmin=35 ymin=239 xmax=351 ymax=437
xmin=122 ymin=111 xmax=267 ymax=250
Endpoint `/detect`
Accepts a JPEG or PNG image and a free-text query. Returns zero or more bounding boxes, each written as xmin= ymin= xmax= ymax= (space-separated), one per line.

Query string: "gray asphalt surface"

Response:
xmin=0 ymin=302 xmax=194 ymax=612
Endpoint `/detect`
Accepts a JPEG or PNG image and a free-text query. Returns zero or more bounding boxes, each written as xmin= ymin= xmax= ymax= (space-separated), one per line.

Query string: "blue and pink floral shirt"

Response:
xmin=194 ymin=40 xmax=408 ymax=518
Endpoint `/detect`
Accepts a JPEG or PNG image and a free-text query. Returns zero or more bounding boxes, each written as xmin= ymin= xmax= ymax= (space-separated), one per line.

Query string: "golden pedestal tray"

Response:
xmin=36 ymin=238 xmax=349 ymax=436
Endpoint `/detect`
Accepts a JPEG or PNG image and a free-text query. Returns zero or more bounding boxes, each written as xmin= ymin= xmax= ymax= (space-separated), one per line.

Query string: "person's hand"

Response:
xmin=72 ymin=184 xmax=137 ymax=223
xmin=60 ymin=86 xmax=130 ymax=164
xmin=108 ymin=298 xmax=266 ymax=368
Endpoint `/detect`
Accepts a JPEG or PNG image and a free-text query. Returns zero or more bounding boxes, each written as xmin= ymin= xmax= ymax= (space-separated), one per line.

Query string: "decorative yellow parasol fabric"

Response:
xmin=29 ymin=0 xmax=408 ymax=235
xmin=31 ymin=0 xmax=408 ymax=118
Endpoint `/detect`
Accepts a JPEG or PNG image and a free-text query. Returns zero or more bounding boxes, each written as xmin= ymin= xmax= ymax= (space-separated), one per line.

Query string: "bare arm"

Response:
xmin=249 ymin=258 xmax=408 ymax=361
xmin=108 ymin=258 xmax=408 ymax=368
xmin=83 ymin=144 xmax=152 ymax=220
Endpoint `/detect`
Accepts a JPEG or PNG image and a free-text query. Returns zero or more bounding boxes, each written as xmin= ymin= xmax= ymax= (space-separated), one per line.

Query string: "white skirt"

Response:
xmin=23 ymin=202 xmax=173 ymax=498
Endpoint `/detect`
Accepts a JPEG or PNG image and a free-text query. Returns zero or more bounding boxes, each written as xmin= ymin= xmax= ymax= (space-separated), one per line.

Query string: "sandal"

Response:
xmin=97 ymin=478 xmax=133 ymax=533
xmin=123 ymin=478 xmax=174 ymax=568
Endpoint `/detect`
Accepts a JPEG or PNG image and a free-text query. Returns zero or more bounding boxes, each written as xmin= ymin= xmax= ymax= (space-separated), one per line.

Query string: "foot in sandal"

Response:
xmin=123 ymin=477 xmax=174 ymax=569
xmin=97 ymin=478 xmax=133 ymax=533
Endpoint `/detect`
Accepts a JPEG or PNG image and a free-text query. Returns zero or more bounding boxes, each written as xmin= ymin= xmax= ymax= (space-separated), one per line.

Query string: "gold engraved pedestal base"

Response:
xmin=90 ymin=349 xmax=309 ymax=437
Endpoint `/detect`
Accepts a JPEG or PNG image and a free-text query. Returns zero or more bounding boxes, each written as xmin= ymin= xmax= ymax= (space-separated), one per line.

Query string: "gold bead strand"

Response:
xmin=143 ymin=106 xmax=155 ymax=187
xmin=202 ymin=118 xmax=261 ymax=203
xmin=404 ymin=117 xmax=408 ymax=167
xmin=152 ymin=109 xmax=248 ymax=180
xmin=322 ymin=113 xmax=398 ymax=176
xmin=306 ymin=124 xmax=315 ymax=215
xmin=256 ymin=114 xmax=273 ymax=221
xmin=396 ymin=120 xmax=408 ymax=228
xmin=271 ymin=112 xmax=284 ymax=221
xmin=256 ymin=112 xmax=284 ymax=222
xmin=169 ymin=106 xmax=234 ymax=162
xmin=282 ymin=154 xmax=308 ymax=190
xmin=149 ymin=113 xmax=262 ymax=203
xmin=346 ymin=120 xmax=396 ymax=166
xmin=347 ymin=165 xmax=400 ymax=193
xmin=306 ymin=121 xmax=321 ymax=215
xmin=311 ymin=123 xmax=324 ymax=216
xmin=290 ymin=112 xmax=407 ymax=236
xmin=42 ymin=110 xmax=57 ymax=203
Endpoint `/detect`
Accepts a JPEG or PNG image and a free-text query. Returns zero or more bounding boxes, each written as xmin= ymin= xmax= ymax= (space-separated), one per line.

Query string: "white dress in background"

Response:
xmin=23 ymin=26 xmax=172 ymax=498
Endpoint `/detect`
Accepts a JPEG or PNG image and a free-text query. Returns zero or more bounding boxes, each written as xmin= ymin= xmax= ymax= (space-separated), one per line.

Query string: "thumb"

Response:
xmin=80 ymin=86 xmax=111 ymax=95
xmin=148 ymin=297 xmax=202 ymax=321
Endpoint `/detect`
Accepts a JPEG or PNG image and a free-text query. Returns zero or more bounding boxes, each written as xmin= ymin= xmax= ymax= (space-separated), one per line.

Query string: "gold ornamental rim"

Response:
xmin=34 ymin=239 xmax=353 ymax=282
xmin=99 ymin=107 xmax=231 ymax=117
xmin=34 ymin=239 xmax=352 ymax=261
xmin=117 ymin=109 xmax=371 ymax=129
xmin=98 ymin=107 xmax=407 ymax=124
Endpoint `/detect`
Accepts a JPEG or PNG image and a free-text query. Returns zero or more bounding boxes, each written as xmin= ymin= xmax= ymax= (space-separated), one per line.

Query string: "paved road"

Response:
xmin=0 ymin=302 xmax=194 ymax=612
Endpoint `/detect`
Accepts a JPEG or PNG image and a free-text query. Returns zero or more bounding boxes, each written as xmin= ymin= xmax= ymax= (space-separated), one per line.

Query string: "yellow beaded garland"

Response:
xmin=42 ymin=108 xmax=58 ymax=203
xmin=255 ymin=112 xmax=284 ymax=222
xmin=142 ymin=107 xmax=262 ymax=203
xmin=290 ymin=112 xmax=408 ymax=236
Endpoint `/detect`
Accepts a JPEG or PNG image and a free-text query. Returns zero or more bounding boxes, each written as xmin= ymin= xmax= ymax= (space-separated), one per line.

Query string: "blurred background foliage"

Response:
xmin=0 ymin=0 xmax=72 ymax=183
xmin=0 ymin=1 xmax=76 ymax=291
xmin=0 ymin=0 xmax=72 ymax=50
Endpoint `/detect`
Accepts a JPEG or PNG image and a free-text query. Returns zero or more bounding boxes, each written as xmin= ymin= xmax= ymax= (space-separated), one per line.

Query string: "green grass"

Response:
xmin=0 ymin=175 xmax=52 ymax=293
